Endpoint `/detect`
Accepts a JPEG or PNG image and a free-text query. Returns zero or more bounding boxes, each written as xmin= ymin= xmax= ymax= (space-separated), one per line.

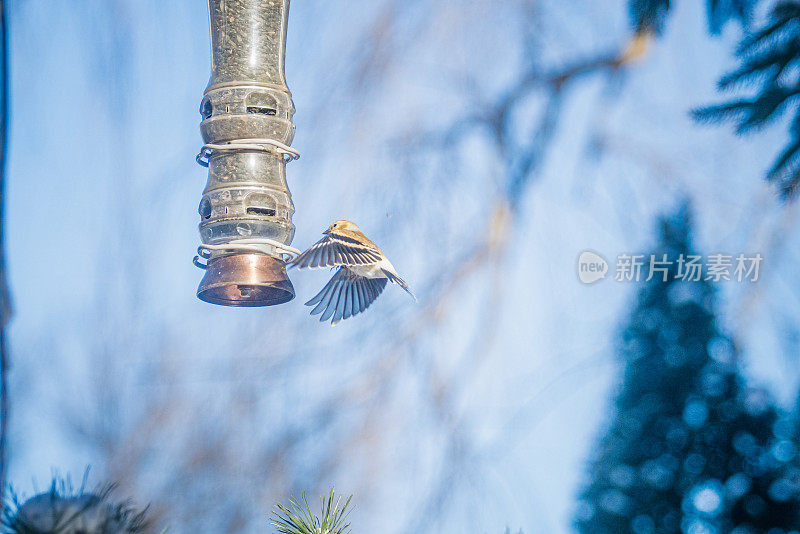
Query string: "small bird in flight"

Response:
xmin=290 ymin=220 xmax=415 ymax=324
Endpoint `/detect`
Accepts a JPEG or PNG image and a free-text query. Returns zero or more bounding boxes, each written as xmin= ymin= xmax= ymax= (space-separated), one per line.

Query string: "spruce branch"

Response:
xmin=768 ymin=122 xmax=800 ymax=197
xmin=629 ymin=0 xmax=751 ymax=35
xmin=694 ymin=85 xmax=800 ymax=131
xmin=707 ymin=0 xmax=754 ymax=33
xmin=630 ymin=0 xmax=671 ymax=34
xmin=693 ymin=0 xmax=800 ymax=198
xmin=270 ymin=488 xmax=351 ymax=534
xmin=718 ymin=38 xmax=800 ymax=90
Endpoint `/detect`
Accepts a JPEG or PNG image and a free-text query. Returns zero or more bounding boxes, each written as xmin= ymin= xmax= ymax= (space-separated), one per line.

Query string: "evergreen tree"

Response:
xmin=694 ymin=1 xmax=800 ymax=198
xmin=575 ymin=206 xmax=800 ymax=533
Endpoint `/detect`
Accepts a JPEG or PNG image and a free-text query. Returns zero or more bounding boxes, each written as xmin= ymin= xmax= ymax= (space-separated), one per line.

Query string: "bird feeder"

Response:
xmin=194 ymin=0 xmax=299 ymax=307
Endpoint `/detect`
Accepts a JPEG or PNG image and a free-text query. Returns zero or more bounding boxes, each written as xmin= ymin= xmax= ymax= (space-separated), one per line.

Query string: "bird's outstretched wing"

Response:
xmin=305 ymin=267 xmax=388 ymax=325
xmin=290 ymin=233 xmax=382 ymax=269
xmin=381 ymin=267 xmax=417 ymax=301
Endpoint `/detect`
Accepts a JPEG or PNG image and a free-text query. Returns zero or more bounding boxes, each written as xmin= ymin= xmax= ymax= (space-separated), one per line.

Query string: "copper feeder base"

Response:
xmin=197 ymin=253 xmax=294 ymax=307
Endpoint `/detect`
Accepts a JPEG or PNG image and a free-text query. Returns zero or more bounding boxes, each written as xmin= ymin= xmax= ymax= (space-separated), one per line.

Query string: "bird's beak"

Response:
xmin=323 ymin=229 xmax=331 ymax=235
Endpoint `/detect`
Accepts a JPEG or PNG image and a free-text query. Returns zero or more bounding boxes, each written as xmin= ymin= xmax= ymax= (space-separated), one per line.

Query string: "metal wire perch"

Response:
xmin=195 ymin=138 xmax=300 ymax=167
xmin=193 ymin=238 xmax=301 ymax=270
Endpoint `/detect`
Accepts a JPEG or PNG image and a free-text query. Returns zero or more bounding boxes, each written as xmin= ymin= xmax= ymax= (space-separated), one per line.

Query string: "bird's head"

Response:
xmin=326 ymin=220 xmax=361 ymax=234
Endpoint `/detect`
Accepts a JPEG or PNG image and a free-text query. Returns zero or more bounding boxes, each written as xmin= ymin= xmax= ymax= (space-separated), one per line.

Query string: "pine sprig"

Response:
xmin=270 ymin=488 xmax=352 ymax=534
xmin=2 ymin=477 xmax=149 ymax=533
xmin=693 ymin=0 xmax=800 ymax=198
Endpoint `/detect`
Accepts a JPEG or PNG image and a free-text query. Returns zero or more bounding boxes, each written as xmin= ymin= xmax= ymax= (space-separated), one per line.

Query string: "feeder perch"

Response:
xmin=194 ymin=0 xmax=299 ymax=307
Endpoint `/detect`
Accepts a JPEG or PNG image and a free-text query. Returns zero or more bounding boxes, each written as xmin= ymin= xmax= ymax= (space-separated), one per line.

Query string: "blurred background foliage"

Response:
xmin=576 ymin=207 xmax=800 ymax=533
xmin=5 ymin=0 xmax=800 ymax=532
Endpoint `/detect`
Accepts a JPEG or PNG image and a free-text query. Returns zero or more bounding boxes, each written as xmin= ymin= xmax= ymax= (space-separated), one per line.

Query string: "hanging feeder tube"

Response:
xmin=194 ymin=0 xmax=299 ymax=307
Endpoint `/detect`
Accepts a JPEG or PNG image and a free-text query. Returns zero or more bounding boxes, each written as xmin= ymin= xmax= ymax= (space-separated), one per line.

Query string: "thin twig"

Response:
xmin=392 ymin=33 xmax=651 ymax=530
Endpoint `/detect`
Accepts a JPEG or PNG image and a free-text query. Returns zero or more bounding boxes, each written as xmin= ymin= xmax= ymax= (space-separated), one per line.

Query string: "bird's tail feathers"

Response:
xmin=381 ymin=268 xmax=417 ymax=302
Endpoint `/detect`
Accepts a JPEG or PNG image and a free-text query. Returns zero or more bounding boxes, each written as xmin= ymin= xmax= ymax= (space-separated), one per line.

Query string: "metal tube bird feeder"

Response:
xmin=194 ymin=0 xmax=299 ymax=307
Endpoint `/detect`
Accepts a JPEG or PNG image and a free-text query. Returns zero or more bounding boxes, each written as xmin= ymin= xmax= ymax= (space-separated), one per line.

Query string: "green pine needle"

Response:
xmin=270 ymin=488 xmax=352 ymax=534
